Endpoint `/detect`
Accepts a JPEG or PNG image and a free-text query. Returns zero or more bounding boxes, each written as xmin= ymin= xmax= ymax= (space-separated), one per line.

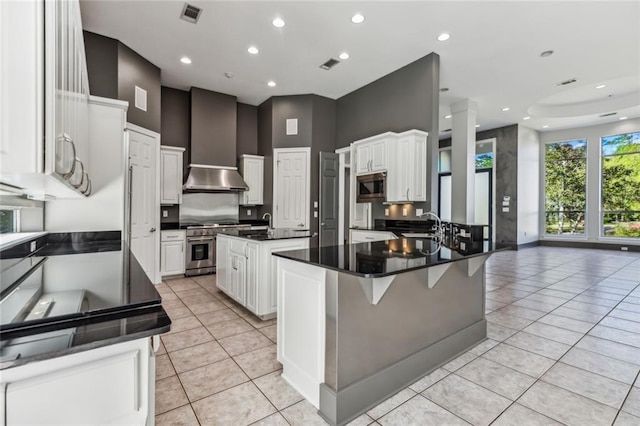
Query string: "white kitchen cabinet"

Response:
xmin=349 ymin=230 xmax=398 ymax=244
xmin=160 ymin=230 xmax=185 ymax=277
xmin=353 ymin=133 xmax=394 ymax=175
xmin=386 ymin=130 xmax=428 ymax=203
xmin=216 ymin=235 xmax=310 ymax=319
xmin=0 ymin=0 xmax=91 ymax=199
xmin=1 ymin=338 xmax=155 ymax=426
xmin=160 ymin=147 xmax=184 ymax=205
xmin=239 ymin=155 xmax=264 ymax=206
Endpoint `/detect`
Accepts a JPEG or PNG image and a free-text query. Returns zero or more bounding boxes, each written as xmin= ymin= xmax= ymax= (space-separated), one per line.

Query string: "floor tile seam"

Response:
xmin=582 ymin=331 xmax=640 ymax=351
xmin=497 ymin=340 xmax=561 ymax=368
xmin=520 ymin=324 xmax=585 ymax=346
xmin=554 ymin=358 xmax=638 ymax=387
xmin=254 ymin=410 xmax=292 ymax=426
xmin=471 ymin=353 xmax=542 ymax=381
xmin=179 ymin=377 xmax=254 ymax=406
xmin=168 ymin=350 xmax=233 ymax=376
xmin=610 ymin=369 xmax=640 ymax=425
xmin=394 ymin=391 xmax=471 ymax=425
xmin=154 ymin=401 xmax=196 ymax=421
xmin=608 ymin=311 xmax=640 ymax=323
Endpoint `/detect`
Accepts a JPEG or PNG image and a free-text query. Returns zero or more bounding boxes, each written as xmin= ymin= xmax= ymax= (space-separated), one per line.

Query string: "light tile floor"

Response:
xmin=156 ymin=247 xmax=640 ymax=425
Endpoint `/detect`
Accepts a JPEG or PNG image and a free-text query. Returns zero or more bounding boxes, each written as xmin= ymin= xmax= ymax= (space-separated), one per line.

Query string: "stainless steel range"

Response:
xmin=185 ymin=224 xmax=250 ymax=276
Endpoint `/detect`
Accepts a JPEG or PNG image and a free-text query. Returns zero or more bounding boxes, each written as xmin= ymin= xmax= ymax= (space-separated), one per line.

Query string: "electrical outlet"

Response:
xmin=30 ymin=241 xmax=36 ymax=252
xmin=621 ymin=246 xmax=629 ymax=251
xmin=385 ymin=208 xmax=389 ymax=216
xmin=314 ymin=201 xmax=318 ymax=208
xmin=402 ymin=208 xmax=408 ymax=217
xmin=314 ymin=211 xmax=318 ymax=218
xmin=416 ymin=208 xmax=423 ymax=216
xmin=247 ymin=209 xmax=251 ymax=216
xmin=162 ymin=210 xmax=168 ymax=218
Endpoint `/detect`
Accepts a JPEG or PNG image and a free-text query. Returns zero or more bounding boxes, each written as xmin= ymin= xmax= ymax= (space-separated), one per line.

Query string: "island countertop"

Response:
xmin=273 ymin=237 xmax=501 ymax=278
xmin=217 ymin=228 xmax=312 ymax=241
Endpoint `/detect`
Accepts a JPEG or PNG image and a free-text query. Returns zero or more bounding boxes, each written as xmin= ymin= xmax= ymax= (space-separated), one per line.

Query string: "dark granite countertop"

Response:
xmin=218 ymin=228 xmax=313 ymax=241
xmin=274 ymin=237 xmax=501 ymax=278
xmin=0 ymin=232 xmax=170 ymax=368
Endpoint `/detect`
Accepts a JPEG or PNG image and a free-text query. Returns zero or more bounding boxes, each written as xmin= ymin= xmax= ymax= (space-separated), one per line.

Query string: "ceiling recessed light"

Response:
xmin=339 ymin=52 xmax=350 ymax=60
xmin=267 ymin=81 xmax=276 ymax=87
xmin=180 ymin=56 xmax=192 ymax=64
xmin=444 ymin=114 xmax=452 ymax=119
xmin=351 ymin=13 xmax=365 ymax=24
xmin=248 ymin=46 xmax=259 ymax=55
xmin=542 ymin=125 xmax=549 ymax=128
xmin=596 ymin=84 xmax=606 ymax=89
xmin=523 ymin=116 xmax=531 ymax=120
xmin=540 ymin=50 xmax=554 ymax=57
xmin=619 ymin=116 xmax=628 ymax=120
xmin=501 ymin=107 xmax=510 ymax=112
xmin=272 ymin=17 xmax=285 ymax=28
xmin=475 ymin=124 xmax=480 ymax=128
xmin=437 ymin=33 xmax=450 ymax=41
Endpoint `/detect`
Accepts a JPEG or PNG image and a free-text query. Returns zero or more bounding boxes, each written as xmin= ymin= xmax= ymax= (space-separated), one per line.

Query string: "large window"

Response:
xmin=601 ymin=132 xmax=640 ymax=238
xmin=0 ymin=209 xmax=18 ymax=233
xmin=544 ymin=140 xmax=587 ymax=235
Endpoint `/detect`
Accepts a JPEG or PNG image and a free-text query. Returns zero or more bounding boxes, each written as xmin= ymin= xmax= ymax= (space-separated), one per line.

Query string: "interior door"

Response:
xmin=128 ymin=125 xmax=159 ymax=283
xmin=274 ymin=149 xmax=309 ymax=229
xmin=320 ymin=152 xmax=339 ymax=247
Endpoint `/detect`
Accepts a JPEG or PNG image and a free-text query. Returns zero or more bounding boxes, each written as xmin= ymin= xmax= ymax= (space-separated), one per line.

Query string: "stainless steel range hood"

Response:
xmin=183 ymin=164 xmax=248 ymax=192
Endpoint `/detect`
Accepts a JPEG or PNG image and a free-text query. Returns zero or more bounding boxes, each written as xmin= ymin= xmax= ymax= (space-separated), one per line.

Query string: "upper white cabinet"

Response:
xmin=160 ymin=146 xmax=184 ymax=205
xmin=387 ymin=130 xmax=428 ymax=203
xmin=353 ymin=133 xmax=394 ymax=175
xmin=0 ymin=0 xmax=91 ymax=198
xmin=239 ymin=155 xmax=264 ymax=206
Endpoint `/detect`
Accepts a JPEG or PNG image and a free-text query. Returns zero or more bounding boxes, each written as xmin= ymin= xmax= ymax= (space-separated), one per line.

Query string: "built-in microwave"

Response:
xmin=357 ymin=172 xmax=386 ymax=203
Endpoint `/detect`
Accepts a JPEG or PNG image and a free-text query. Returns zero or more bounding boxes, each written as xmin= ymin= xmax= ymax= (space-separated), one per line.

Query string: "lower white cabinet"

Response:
xmin=160 ymin=230 xmax=185 ymax=277
xmin=350 ymin=229 xmax=398 ymax=244
xmin=216 ymin=235 xmax=310 ymax=319
xmin=0 ymin=338 xmax=155 ymax=426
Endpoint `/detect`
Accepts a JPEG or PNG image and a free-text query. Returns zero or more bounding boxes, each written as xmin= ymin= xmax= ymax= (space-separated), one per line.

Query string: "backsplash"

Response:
xmin=160 ymin=205 xmax=180 ymax=223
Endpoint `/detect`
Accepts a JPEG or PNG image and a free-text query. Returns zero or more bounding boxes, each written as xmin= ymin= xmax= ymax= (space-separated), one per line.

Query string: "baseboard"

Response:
xmin=516 ymin=241 xmax=540 ymax=250
xmin=539 ymin=240 xmax=640 ymax=252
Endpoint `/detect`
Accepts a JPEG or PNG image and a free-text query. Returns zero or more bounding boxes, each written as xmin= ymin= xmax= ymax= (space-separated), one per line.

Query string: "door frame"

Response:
xmin=272 ymin=147 xmax=311 ymax=229
xmin=335 ymin=146 xmax=351 ymax=245
xmin=125 ymin=122 xmax=161 ymax=285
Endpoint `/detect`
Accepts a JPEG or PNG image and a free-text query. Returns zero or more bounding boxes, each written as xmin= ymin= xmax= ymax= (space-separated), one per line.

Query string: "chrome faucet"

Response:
xmin=418 ymin=211 xmax=445 ymax=241
xmin=262 ymin=212 xmax=273 ymax=230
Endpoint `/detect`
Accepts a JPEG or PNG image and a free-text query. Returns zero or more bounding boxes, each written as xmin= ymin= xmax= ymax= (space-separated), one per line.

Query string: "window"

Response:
xmin=0 ymin=209 xmax=18 ymax=233
xmin=601 ymin=132 xmax=640 ymax=238
xmin=544 ymin=140 xmax=587 ymax=235
xmin=438 ymin=149 xmax=494 ymax=172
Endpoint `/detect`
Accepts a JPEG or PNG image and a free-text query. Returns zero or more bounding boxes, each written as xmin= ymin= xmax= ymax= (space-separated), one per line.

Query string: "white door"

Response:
xmin=274 ymin=148 xmax=310 ymax=229
xmin=128 ymin=124 xmax=159 ymax=284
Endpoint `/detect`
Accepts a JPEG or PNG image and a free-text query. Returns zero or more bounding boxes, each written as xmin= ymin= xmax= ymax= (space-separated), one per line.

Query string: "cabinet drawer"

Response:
xmin=350 ymin=230 xmax=397 ymax=243
xmin=161 ymin=230 xmax=185 ymax=242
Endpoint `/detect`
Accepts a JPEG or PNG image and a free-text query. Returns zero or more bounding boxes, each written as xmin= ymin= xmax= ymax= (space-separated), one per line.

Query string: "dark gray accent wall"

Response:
xmin=190 ymin=87 xmax=237 ymax=167
xmin=440 ymin=124 xmax=519 ymax=246
xmin=257 ymin=99 xmax=274 ymax=219
xmin=117 ymin=43 xmax=161 ymax=133
xmin=336 ymin=53 xmax=440 ymax=149
xmin=272 ymin=96 xmax=314 ymax=149
xmin=83 ymin=31 xmax=118 ymax=99
xmin=160 ymin=86 xmax=190 ymax=178
xmin=237 ymin=103 xmax=258 ymax=156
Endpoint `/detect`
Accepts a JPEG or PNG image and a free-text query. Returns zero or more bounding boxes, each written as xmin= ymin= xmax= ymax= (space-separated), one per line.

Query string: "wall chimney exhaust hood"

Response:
xmin=183 ymin=164 xmax=248 ymax=192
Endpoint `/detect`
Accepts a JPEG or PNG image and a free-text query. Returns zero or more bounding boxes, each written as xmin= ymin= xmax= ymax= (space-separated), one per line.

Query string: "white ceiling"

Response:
xmin=80 ymin=0 xmax=640 ymax=138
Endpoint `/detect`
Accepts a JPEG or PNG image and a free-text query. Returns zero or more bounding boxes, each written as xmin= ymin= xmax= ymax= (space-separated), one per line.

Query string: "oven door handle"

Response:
xmin=187 ymin=237 xmax=214 ymax=242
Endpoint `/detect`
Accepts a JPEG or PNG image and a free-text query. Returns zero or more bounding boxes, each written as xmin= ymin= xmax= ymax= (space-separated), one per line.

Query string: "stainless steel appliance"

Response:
xmin=185 ymin=224 xmax=250 ymax=276
xmin=356 ymin=172 xmax=387 ymax=203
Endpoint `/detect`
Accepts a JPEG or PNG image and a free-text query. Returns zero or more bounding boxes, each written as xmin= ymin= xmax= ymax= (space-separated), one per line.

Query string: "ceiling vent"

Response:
xmin=180 ymin=3 xmax=202 ymax=24
xmin=599 ymin=112 xmax=617 ymax=117
xmin=320 ymin=58 xmax=340 ymax=70
xmin=556 ymin=78 xmax=578 ymax=87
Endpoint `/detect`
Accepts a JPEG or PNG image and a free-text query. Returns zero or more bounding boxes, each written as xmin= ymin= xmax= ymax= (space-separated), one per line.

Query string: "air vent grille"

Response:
xmin=556 ymin=78 xmax=578 ymax=87
xmin=320 ymin=58 xmax=340 ymax=70
xmin=181 ymin=3 xmax=202 ymax=23
xmin=599 ymin=112 xmax=617 ymax=117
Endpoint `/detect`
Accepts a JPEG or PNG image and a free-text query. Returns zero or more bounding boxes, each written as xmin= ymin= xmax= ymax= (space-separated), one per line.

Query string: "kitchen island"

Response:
xmin=274 ymin=237 xmax=499 ymax=426
xmin=216 ymin=229 xmax=311 ymax=319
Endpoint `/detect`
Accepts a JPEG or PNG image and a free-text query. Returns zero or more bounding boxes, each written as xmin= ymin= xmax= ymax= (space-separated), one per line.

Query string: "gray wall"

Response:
xmin=440 ymin=124 xmax=519 ymax=246
xmin=257 ymin=99 xmax=274 ymax=219
xmin=190 ymin=87 xmax=237 ymax=167
xmin=272 ymin=96 xmax=314 ymax=149
xmin=160 ymin=86 xmax=190 ymax=178
xmin=117 ymin=43 xmax=161 ymax=133
xmin=237 ymin=103 xmax=258 ymax=156
xmin=83 ymin=31 xmax=117 ymax=99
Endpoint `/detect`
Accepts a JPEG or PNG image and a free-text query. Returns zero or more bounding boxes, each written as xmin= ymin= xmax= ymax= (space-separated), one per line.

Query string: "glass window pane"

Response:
xmin=439 ymin=150 xmax=451 ymax=173
xmin=601 ymin=132 xmax=640 ymax=238
xmin=0 ymin=210 xmax=16 ymax=233
xmin=475 ymin=152 xmax=493 ymax=169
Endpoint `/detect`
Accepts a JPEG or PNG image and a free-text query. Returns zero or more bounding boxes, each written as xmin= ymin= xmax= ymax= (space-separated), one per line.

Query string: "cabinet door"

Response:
xmin=233 ymin=255 xmax=247 ymax=305
xmin=241 ymin=157 xmax=264 ymax=205
xmin=160 ymin=149 xmax=182 ymax=205
xmin=245 ymin=242 xmax=258 ymax=313
xmin=412 ymin=135 xmax=427 ymax=201
xmin=355 ymin=144 xmax=371 ymax=174
xmin=161 ymin=241 xmax=185 ymax=276
xmin=216 ymin=237 xmax=230 ymax=294
xmin=370 ymin=139 xmax=388 ymax=171
xmin=388 ymin=137 xmax=412 ymax=202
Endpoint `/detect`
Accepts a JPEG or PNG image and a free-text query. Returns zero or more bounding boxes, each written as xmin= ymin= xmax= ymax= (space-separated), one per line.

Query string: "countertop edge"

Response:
xmin=0 ymin=232 xmax=49 ymax=251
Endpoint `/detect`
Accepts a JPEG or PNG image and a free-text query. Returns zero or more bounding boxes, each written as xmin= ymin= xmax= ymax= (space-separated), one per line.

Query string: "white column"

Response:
xmin=451 ymin=99 xmax=477 ymax=224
